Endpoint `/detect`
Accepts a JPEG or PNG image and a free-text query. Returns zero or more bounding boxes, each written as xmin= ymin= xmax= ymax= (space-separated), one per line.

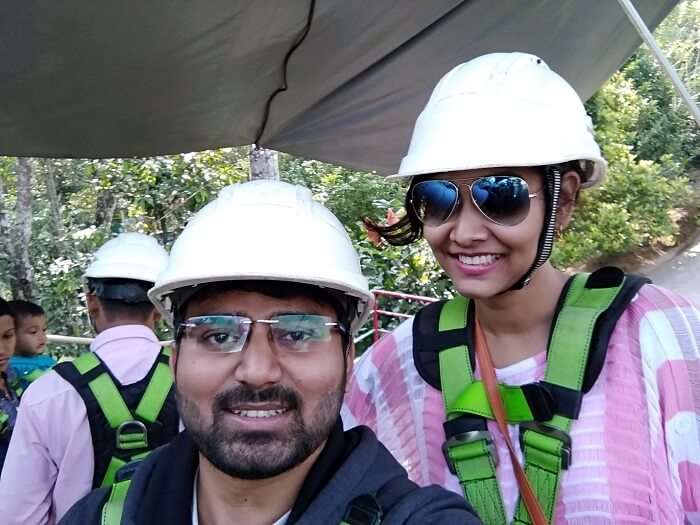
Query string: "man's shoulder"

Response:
xmin=18 ymin=368 xmax=78 ymax=407
xmin=334 ymin=427 xmax=479 ymax=524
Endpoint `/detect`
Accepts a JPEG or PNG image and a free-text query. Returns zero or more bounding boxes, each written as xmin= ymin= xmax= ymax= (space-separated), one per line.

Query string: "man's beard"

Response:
xmin=177 ymin=382 xmax=343 ymax=480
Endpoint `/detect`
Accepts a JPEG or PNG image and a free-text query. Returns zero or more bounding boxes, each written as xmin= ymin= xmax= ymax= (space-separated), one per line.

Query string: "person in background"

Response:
xmin=0 ymin=297 xmax=19 ymax=472
xmin=8 ymin=300 xmax=55 ymax=390
xmin=0 ymin=232 xmax=178 ymax=525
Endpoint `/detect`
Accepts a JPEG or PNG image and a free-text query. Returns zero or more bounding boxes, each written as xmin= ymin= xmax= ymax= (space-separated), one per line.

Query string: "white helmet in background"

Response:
xmin=149 ymin=180 xmax=373 ymax=333
xmin=395 ymin=52 xmax=607 ymax=188
xmin=84 ymin=232 xmax=169 ymax=303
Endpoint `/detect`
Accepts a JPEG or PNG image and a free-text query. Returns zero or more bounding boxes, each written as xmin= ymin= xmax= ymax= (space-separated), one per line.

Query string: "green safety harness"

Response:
xmin=54 ymin=347 xmax=177 ymax=488
xmin=412 ymin=267 xmax=648 ymax=524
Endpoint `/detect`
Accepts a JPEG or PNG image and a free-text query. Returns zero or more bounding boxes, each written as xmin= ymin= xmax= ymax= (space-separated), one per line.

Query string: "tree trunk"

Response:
xmin=249 ymin=144 xmax=280 ymax=180
xmin=44 ymin=161 xmax=64 ymax=242
xmin=95 ymin=190 xmax=117 ymax=232
xmin=13 ymin=158 xmax=33 ymax=300
xmin=0 ymin=173 xmax=14 ymax=270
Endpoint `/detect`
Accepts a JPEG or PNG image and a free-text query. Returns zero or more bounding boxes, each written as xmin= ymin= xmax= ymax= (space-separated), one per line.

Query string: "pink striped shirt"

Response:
xmin=342 ymin=284 xmax=700 ymax=524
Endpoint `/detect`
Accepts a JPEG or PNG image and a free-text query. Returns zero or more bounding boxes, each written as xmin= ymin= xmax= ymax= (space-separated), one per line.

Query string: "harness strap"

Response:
xmin=436 ymin=270 xmax=634 ymax=525
xmin=101 ymin=479 xmax=131 ymax=525
xmin=23 ymin=368 xmax=48 ymax=383
xmin=134 ymin=347 xmax=173 ymax=423
xmin=63 ymin=348 xmax=175 ymax=487
xmin=513 ymin=272 xmax=623 ymax=523
xmin=438 ymin=296 xmax=508 ymax=525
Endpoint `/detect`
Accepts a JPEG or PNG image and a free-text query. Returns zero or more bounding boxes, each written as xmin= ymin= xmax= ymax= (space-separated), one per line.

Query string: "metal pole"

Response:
xmin=616 ymin=0 xmax=700 ymax=127
xmin=47 ymin=334 xmax=172 ymax=347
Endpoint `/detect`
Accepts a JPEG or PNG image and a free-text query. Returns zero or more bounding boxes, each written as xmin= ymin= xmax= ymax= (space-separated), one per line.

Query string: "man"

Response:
xmin=0 ymin=232 xmax=178 ymax=525
xmin=8 ymin=300 xmax=55 ymax=390
xmin=60 ymin=181 xmax=480 ymax=524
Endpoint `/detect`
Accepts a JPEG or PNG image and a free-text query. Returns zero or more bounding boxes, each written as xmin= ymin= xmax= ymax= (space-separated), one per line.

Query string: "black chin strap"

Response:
xmin=506 ymin=167 xmax=561 ymax=292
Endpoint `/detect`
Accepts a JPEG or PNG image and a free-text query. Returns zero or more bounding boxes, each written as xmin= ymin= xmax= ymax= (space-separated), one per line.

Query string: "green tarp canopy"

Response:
xmin=0 ymin=0 xmax=679 ymax=173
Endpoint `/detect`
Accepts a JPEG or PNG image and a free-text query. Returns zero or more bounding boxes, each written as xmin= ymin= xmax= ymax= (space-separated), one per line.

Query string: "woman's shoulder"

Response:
xmin=620 ymin=283 xmax=700 ymax=359
xmin=353 ymin=317 xmax=416 ymax=378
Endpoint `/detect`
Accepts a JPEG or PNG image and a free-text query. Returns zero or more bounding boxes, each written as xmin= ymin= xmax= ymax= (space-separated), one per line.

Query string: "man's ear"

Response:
xmin=170 ymin=342 xmax=179 ymax=381
xmin=86 ymin=293 xmax=100 ymax=321
xmin=344 ymin=343 xmax=356 ymax=386
xmin=557 ymin=170 xmax=582 ymax=231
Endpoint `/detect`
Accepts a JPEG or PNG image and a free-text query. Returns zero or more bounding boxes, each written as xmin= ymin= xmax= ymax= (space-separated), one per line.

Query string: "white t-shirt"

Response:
xmin=192 ymin=470 xmax=291 ymax=525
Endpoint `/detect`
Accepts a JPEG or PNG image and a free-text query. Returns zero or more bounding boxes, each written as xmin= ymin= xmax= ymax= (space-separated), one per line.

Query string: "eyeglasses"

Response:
xmin=177 ymin=314 xmax=346 ymax=354
xmin=410 ymin=175 xmax=540 ymax=227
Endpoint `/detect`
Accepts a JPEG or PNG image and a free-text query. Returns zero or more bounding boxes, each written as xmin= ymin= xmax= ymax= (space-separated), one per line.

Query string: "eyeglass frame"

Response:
xmin=176 ymin=313 xmax=348 ymax=354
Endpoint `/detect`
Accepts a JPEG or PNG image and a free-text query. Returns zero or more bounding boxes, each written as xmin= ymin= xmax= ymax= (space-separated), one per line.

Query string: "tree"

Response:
xmin=12 ymin=158 xmax=34 ymax=299
xmin=249 ymin=145 xmax=280 ymax=180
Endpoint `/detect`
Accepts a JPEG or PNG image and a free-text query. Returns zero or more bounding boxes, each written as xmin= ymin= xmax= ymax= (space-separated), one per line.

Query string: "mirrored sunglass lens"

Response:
xmin=412 ymin=181 xmax=458 ymax=225
xmin=471 ymin=176 xmax=531 ymax=225
xmin=271 ymin=314 xmax=334 ymax=351
xmin=183 ymin=316 xmax=249 ymax=353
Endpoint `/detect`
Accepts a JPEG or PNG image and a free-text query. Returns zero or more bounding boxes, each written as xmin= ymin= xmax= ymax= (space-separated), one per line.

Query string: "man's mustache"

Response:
xmin=213 ymin=385 xmax=300 ymax=412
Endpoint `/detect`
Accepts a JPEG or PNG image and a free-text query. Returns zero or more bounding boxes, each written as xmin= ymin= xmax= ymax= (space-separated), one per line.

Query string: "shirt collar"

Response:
xmin=90 ymin=324 xmax=158 ymax=353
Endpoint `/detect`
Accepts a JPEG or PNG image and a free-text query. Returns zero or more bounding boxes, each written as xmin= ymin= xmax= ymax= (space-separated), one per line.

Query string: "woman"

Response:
xmin=343 ymin=52 xmax=700 ymax=524
xmin=0 ymin=297 xmax=19 ymax=472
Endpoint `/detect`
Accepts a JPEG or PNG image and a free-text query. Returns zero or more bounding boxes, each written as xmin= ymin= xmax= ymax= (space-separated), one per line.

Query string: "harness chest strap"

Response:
xmin=438 ymin=272 xmax=625 ymax=525
xmin=69 ymin=347 xmax=174 ymax=487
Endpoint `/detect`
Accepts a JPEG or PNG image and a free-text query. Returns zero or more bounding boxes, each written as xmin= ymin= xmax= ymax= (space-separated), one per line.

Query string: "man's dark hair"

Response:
xmin=0 ymin=297 xmax=13 ymax=318
xmin=96 ymin=297 xmax=155 ymax=323
xmin=86 ymin=278 xmax=156 ymax=323
xmin=8 ymin=299 xmax=45 ymax=321
xmin=173 ymin=280 xmax=356 ymax=351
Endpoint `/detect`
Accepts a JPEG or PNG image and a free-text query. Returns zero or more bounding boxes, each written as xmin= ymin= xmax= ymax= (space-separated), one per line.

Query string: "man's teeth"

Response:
xmin=458 ymin=254 xmax=501 ymax=266
xmin=231 ymin=409 xmax=287 ymax=418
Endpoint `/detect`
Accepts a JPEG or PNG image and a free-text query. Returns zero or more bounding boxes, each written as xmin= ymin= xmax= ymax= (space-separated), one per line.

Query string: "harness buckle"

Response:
xmin=115 ymin=420 xmax=149 ymax=451
xmin=442 ymin=430 xmax=498 ymax=475
xmin=519 ymin=421 xmax=572 ymax=470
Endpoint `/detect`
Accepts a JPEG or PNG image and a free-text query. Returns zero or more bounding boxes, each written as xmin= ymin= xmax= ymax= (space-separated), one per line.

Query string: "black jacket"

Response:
xmin=59 ymin=420 xmax=481 ymax=524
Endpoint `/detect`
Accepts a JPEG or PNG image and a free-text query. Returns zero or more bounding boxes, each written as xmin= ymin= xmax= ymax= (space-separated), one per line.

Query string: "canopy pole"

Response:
xmin=616 ymin=0 xmax=700 ymax=127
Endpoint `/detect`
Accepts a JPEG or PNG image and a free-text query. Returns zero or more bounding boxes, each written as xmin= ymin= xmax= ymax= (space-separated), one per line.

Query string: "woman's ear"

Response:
xmin=557 ymin=170 xmax=582 ymax=231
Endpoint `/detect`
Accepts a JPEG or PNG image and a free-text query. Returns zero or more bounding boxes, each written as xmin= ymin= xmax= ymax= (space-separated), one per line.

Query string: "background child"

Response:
xmin=8 ymin=300 xmax=55 ymax=389
xmin=0 ymin=297 xmax=19 ymax=472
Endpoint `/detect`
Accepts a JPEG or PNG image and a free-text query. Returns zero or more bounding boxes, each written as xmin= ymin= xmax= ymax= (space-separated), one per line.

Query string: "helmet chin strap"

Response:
xmin=504 ymin=167 xmax=562 ymax=293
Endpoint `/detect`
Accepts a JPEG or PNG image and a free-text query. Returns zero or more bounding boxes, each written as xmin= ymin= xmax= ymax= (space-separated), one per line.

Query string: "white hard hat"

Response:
xmin=149 ymin=180 xmax=373 ymax=333
xmin=395 ymin=52 xmax=607 ymax=188
xmin=84 ymin=232 xmax=169 ymax=284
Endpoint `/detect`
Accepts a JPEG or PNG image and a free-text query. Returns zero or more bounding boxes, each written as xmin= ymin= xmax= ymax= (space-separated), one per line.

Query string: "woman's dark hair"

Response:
xmin=364 ymin=161 xmax=587 ymax=247
xmin=173 ymin=280 xmax=357 ymax=351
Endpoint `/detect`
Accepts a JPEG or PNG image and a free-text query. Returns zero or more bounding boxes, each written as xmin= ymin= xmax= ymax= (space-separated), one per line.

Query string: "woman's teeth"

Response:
xmin=458 ymin=254 xmax=501 ymax=266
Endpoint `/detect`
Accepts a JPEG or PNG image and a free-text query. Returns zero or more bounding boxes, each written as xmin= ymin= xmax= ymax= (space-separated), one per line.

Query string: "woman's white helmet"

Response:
xmin=149 ymin=180 xmax=373 ymax=333
xmin=395 ymin=52 xmax=607 ymax=188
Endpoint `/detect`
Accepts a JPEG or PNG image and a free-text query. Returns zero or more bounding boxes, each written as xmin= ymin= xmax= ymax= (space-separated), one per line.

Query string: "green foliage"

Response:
xmin=0 ymin=152 xmax=248 ymax=356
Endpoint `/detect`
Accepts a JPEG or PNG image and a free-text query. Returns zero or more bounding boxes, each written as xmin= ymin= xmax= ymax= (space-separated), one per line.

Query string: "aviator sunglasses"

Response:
xmin=410 ymin=174 xmax=540 ymax=227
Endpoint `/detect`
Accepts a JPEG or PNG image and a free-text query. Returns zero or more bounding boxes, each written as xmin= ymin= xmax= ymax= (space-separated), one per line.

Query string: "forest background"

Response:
xmin=1 ymin=2 xmax=699 ymax=354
